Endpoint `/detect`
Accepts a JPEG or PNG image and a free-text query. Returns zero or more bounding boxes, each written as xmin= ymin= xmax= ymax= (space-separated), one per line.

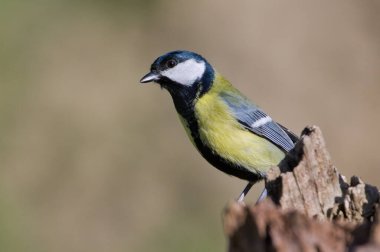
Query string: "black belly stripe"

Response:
xmin=168 ymin=82 xmax=263 ymax=183
xmin=183 ymin=108 xmax=263 ymax=183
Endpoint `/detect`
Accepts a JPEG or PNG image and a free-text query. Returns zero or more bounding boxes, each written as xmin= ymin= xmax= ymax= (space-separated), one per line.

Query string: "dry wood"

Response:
xmin=223 ymin=126 xmax=380 ymax=252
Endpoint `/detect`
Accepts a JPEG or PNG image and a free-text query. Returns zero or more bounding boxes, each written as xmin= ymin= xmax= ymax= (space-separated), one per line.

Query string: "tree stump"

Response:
xmin=223 ymin=126 xmax=380 ymax=252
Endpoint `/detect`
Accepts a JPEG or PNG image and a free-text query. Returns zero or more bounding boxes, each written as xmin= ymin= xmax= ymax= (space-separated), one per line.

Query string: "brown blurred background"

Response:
xmin=1 ymin=0 xmax=379 ymax=251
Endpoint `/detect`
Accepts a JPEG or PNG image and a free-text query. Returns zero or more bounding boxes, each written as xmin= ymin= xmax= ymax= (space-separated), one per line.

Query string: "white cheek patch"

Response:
xmin=161 ymin=59 xmax=206 ymax=86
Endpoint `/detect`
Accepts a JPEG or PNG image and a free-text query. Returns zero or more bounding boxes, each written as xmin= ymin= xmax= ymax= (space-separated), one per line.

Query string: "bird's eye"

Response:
xmin=166 ymin=59 xmax=177 ymax=68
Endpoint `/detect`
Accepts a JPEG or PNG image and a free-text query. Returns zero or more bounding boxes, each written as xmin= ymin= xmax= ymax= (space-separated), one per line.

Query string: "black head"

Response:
xmin=140 ymin=50 xmax=215 ymax=98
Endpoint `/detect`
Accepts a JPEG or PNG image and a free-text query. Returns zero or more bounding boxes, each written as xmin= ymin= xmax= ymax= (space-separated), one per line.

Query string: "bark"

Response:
xmin=223 ymin=126 xmax=380 ymax=252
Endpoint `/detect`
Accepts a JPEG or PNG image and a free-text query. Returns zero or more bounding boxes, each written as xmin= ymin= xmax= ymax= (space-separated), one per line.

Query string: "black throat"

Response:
xmin=159 ymin=73 xmax=263 ymax=183
xmin=161 ymin=64 xmax=214 ymax=119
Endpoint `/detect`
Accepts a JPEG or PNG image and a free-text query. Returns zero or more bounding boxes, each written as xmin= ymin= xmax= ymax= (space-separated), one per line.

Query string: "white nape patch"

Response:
xmin=251 ymin=116 xmax=272 ymax=128
xmin=161 ymin=59 xmax=206 ymax=86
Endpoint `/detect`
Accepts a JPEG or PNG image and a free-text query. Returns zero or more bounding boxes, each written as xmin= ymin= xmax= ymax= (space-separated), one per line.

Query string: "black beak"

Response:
xmin=140 ymin=72 xmax=160 ymax=83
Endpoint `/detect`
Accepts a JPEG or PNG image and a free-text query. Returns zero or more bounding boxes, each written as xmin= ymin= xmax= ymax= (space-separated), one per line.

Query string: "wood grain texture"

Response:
xmin=224 ymin=126 xmax=380 ymax=252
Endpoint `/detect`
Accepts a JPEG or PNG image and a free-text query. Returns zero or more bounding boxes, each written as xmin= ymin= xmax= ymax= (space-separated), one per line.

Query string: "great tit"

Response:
xmin=140 ymin=50 xmax=298 ymax=201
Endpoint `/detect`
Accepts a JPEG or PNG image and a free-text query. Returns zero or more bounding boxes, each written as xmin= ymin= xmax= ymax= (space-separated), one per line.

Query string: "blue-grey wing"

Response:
xmin=220 ymin=91 xmax=296 ymax=152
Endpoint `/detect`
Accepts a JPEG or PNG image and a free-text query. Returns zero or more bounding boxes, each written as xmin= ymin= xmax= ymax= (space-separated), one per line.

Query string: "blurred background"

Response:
xmin=1 ymin=0 xmax=379 ymax=251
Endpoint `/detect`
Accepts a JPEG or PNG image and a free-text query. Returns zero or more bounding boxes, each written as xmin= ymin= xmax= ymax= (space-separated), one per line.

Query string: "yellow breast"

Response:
xmin=192 ymin=74 xmax=285 ymax=172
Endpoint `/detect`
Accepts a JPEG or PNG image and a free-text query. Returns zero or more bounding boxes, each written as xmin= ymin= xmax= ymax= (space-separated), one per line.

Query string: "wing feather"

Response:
xmin=220 ymin=91 xmax=295 ymax=152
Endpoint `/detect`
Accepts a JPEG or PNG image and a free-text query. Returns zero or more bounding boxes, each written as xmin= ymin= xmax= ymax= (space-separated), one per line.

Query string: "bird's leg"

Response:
xmin=256 ymin=188 xmax=267 ymax=204
xmin=237 ymin=182 xmax=253 ymax=202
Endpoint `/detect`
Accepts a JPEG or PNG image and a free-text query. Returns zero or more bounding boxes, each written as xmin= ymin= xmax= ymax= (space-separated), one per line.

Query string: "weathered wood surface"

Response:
xmin=224 ymin=126 xmax=380 ymax=252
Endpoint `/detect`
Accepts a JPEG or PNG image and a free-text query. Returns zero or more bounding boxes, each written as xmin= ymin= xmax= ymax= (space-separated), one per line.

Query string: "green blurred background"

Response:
xmin=1 ymin=0 xmax=379 ymax=251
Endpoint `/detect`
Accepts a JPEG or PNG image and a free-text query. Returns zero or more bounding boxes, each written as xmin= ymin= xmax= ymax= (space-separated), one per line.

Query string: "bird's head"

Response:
xmin=140 ymin=50 xmax=215 ymax=98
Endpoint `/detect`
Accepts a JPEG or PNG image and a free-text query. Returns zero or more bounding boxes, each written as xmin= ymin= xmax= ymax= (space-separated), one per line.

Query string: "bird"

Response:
xmin=140 ymin=50 xmax=299 ymax=202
